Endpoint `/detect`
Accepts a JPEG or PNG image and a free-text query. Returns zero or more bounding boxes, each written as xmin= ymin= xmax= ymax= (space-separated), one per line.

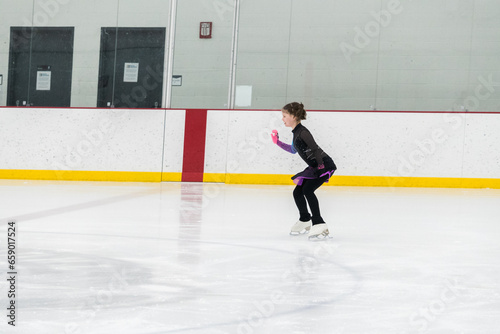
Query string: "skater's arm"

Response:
xmin=271 ymin=130 xmax=297 ymax=154
xmin=277 ymin=140 xmax=297 ymax=154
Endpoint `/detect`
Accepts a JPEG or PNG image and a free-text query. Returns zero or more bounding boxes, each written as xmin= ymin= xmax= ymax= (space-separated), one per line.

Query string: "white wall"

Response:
xmin=0 ymin=108 xmax=498 ymax=181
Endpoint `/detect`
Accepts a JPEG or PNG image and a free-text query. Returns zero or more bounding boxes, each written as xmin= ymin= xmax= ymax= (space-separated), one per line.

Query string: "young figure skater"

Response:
xmin=271 ymin=102 xmax=336 ymax=240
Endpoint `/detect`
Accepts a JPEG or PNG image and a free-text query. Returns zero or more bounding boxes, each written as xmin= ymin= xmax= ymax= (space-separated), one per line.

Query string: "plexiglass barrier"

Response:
xmin=0 ymin=0 xmax=499 ymax=111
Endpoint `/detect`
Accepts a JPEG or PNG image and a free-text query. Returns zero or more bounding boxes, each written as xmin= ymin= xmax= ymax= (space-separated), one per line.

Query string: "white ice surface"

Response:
xmin=0 ymin=180 xmax=499 ymax=334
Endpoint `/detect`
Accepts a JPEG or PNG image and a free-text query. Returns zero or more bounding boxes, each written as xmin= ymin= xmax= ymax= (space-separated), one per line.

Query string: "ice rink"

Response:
xmin=0 ymin=180 xmax=499 ymax=334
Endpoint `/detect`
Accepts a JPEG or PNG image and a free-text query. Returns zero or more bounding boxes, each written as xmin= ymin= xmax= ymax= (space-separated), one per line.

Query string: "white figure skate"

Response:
xmin=308 ymin=223 xmax=330 ymax=240
xmin=290 ymin=220 xmax=311 ymax=235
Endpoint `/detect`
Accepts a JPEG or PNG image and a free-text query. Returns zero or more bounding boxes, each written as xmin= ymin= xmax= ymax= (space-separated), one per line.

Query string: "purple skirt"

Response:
xmin=291 ymin=166 xmax=335 ymax=186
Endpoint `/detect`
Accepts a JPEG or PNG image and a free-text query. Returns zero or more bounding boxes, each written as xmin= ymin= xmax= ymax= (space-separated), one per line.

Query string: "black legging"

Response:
xmin=293 ymin=174 xmax=329 ymax=225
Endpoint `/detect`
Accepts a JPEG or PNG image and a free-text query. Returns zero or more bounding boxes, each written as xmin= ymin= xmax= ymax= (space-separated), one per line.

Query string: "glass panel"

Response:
xmin=235 ymin=0 xmax=291 ymax=109
xmin=24 ymin=27 xmax=74 ymax=107
xmin=235 ymin=0 xmax=380 ymax=111
xmin=234 ymin=0 xmax=500 ymax=112
xmin=288 ymin=0 xmax=380 ymax=111
xmin=1 ymin=0 xmax=499 ymax=111
xmin=97 ymin=27 xmax=166 ymax=108
xmin=469 ymin=1 xmax=500 ymax=112
xmin=59 ymin=0 xmax=120 ymax=107
xmin=0 ymin=0 xmax=120 ymax=108
xmin=113 ymin=0 xmax=170 ymax=108
xmin=7 ymin=27 xmax=34 ymax=106
xmin=375 ymin=0 xmax=474 ymax=111
xmin=1 ymin=0 xmax=34 ymax=107
xmin=170 ymin=0 xmax=234 ymax=109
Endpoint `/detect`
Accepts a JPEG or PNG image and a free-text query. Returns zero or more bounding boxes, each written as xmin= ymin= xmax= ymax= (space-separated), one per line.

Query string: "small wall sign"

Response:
xmin=200 ymin=22 xmax=212 ymax=39
xmin=124 ymin=63 xmax=139 ymax=83
xmin=172 ymin=75 xmax=182 ymax=86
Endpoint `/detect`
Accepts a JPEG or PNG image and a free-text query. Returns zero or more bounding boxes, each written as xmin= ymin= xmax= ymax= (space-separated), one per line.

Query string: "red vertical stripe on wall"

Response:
xmin=182 ymin=109 xmax=208 ymax=182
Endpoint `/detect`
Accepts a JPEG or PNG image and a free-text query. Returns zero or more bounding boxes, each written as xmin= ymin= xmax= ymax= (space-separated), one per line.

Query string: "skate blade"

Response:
xmin=290 ymin=228 xmax=309 ymax=236
xmin=308 ymin=230 xmax=330 ymax=241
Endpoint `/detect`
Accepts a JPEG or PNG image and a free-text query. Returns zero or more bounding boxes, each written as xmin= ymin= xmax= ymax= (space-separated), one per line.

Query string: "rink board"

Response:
xmin=0 ymin=107 xmax=499 ymax=188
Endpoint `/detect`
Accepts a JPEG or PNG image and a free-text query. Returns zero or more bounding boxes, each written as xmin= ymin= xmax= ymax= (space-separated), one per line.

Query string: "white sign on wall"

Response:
xmin=124 ymin=63 xmax=139 ymax=83
xmin=172 ymin=75 xmax=182 ymax=86
xmin=36 ymin=71 xmax=51 ymax=91
xmin=235 ymin=85 xmax=252 ymax=107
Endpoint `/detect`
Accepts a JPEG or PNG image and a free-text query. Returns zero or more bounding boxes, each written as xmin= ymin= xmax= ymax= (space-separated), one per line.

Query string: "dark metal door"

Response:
xmin=7 ymin=27 xmax=74 ymax=107
xmin=97 ymin=27 xmax=166 ymax=108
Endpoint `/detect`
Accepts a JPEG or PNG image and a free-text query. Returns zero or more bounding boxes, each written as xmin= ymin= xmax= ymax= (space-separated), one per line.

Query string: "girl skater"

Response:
xmin=271 ymin=102 xmax=336 ymax=240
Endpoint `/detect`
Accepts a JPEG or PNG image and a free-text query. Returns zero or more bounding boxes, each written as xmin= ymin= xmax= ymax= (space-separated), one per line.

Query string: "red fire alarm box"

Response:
xmin=200 ymin=22 xmax=212 ymax=39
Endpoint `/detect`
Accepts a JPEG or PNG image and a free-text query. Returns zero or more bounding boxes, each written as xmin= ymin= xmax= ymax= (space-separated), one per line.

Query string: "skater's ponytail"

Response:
xmin=282 ymin=102 xmax=307 ymax=120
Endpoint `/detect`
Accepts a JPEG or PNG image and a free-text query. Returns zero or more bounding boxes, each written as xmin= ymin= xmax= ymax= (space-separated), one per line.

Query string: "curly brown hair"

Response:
xmin=282 ymin=102 xmax=307 ymax=120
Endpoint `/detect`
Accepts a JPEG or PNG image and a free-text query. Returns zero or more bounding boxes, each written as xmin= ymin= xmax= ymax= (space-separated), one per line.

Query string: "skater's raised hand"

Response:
xmin=271 ymin=130 xmax=279 ymax=144
xmin=272 ymin=129 xmax=297 ymax=154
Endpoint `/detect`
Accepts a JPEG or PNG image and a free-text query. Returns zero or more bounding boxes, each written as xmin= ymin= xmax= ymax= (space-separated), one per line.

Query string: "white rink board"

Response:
xmin=162 ymin=110 xmax=186 ymax=174
xmin=0 ymin=108 xmax=166 ymax=172
xmin=224 ymin=110 xmax=303 ymax=175
xmin=214 ymin=110 xmax=475 ymax=178
xmin=0 ymin=107 xmax=498 ymax=180
xmin=463 ymin=113 xmax=500 ymax=178
xmin=203 ymin=110 xmax=230 ymax=174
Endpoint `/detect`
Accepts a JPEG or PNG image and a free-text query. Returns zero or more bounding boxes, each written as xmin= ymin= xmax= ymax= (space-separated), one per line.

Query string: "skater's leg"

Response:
xmin=293 ymin=185 xmax=311 ymax=222
xmin=302 ymin=175 xmax=328 ymax=225
xmin=290 ymin=185 xmax=312 ymax=235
